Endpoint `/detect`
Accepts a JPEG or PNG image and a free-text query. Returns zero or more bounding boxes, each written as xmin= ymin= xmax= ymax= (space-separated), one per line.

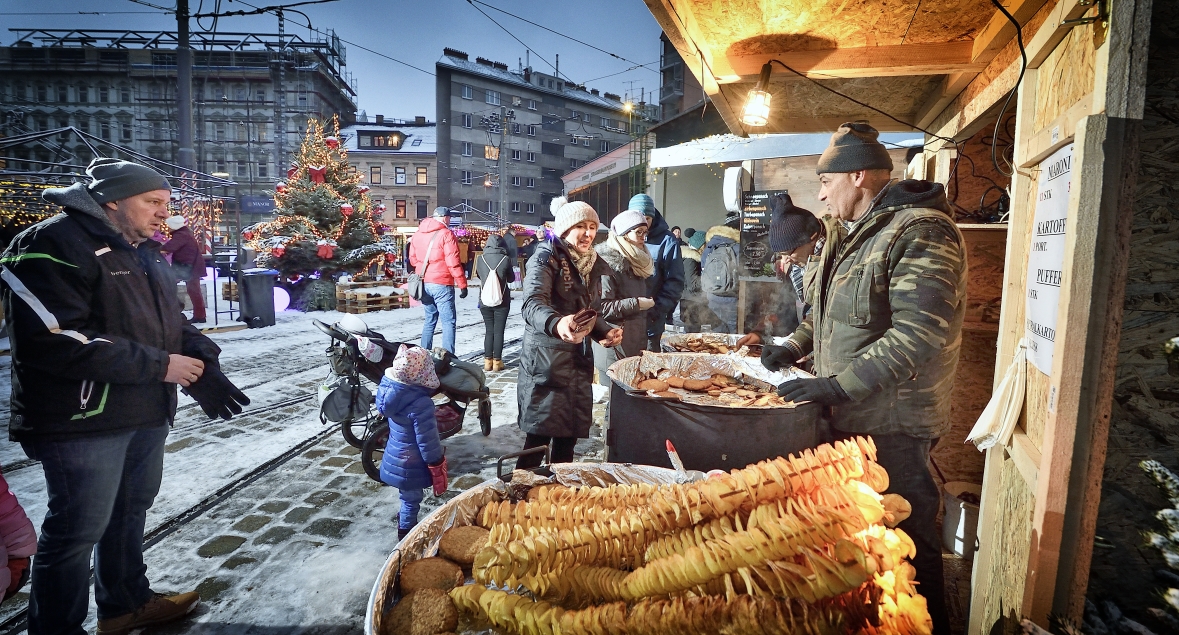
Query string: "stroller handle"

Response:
xmin=497 ymin=445 xmax=551 ymax=481
xmin=313 ymin=319 xmax=350 ymax=342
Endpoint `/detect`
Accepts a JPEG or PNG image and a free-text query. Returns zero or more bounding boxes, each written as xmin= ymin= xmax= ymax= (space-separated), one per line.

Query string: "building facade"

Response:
xmin=658 ymin=32 xmax=704 ymax=121
xmin=343 ymin=116 xmax=437 ymax=230
xmin=0 ymin=29 xmax=357 ymax=226
xmin=435 ymin=48 xmax=655 ymax=223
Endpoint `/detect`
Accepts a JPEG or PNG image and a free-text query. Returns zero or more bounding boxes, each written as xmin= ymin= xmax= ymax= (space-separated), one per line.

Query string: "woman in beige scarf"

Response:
xmin=592 ymin=210 xmax=657 ymax=382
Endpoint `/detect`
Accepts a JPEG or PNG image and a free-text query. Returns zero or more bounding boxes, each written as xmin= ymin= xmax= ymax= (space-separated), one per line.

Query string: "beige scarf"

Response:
xmin=565 ymin=240 xmax=599 ymax=284
xmin=606 ymin=232 xmax=655 ymax=279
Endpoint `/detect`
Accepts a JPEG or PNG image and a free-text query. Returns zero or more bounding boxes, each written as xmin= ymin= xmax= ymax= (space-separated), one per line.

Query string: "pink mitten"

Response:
xmin=428 ymin=457 xmax=449 ymax=497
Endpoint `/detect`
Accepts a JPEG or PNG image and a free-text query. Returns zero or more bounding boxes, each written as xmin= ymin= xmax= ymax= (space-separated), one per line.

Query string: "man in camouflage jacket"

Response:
xmin=756 ymin=123 xmax=966 ymax=635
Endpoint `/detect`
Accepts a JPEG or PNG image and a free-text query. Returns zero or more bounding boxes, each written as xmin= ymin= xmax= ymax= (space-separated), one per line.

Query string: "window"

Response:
xmin=527 ymin=125 xmax=536 ymax=136
xmin=570 ymin=110 xmax=579 ymax=119
xmin=461 ymin=85 xmax=473 ymax=99
xmin=36 ymin=84 xmax=47 ymax=102
xmin=99 ymin=121 xmax=111 ymax=141
xmin=416 ymin=166 xmax=427 ymax=185
xmin=216 ymin=157 xmax=227 ymax=173
xmin=150 ymin=121 xmax=163 ymax=140
xmin=600 ymin=141 xmax=610 ymax=152
xmin=618 ymin=122 xmax=628 ymax=133
xmin=57 ymin=85 xmax=68 ymax=103
xmin=236 ymin=160 xmax=248 ymax=178
xmin=461 ymin=198 xmax=472 ymax=207
xmin=526 ymin=203 xmax=536 ymax=214
xmin=98 ymin=86 xmax=109 ymax=103
xmin=258 ymin=163 xmax=268 ymax=178
xmin=78 ymin=118 xmax=89 ymax=134
xmin=215 ymin=123 xmax=226 ymax=141
xmin=297 ymin=94 xmax=308 ymax=107
xmin=77 ymin=85 xmax=89 ymax=103
xmin=461 ymin=113 xmax=472 ymax=128
xmin=583 ymin=138 xmax=591 ymax=147
xmin=511 ymin=176 xmax=521 ymax=187
xmin=412 ymin=138 xmax=422 ymax=146
xmin=257 ymin=89 xmax=266 ymax=101
xmin=461 ymin=170 xmax=472 ymax=185
xmin=584 ymin=113 xmax=591 ymax=123
xmin=235 ymin=87 xmax=246 ymax=101
xmin=511 ymin=202 xmax=521 ymax=214
xmin=556 ymin=82 xmax=563 ymax=91
xmin=485 ymin=89 xmax=501 ymax=105
xmin=461 ymin=142 xmax=472 ymax=156
xmin=416 ymin=200 xmax=428 ymax=219
xmin=395 ymin=166 xmax=406 ymax=185
xmin=395 ymin=200 xmax=407 ymax=219
xmin=485 ymin=146 xmax=499 ymax=161
xmin=527 ymin=99 xmax=537 ymax=110
xmin=511 ymin=123 xmax=521 ymax=134
xmin=120 ymin=86 xmax=130 ymax=103
xmin=570 ymin=159 xmax=579 ymax=168
xmin=600 ymin=116 xmax=608 ymax=128
xmin=527 ymin=178 xmax=536 ymax=188
xmin=370 ymin=166 xmax=382 ymax=184
xmin=527 ymin=152 xmax=536 ymax=162
xmin=120 ymin=122 xmax=132 ymax=142
xmin=510 ymin=149 xmax=521 ymax=161
xmin=569 ymin=136 xmax=578 ymax=145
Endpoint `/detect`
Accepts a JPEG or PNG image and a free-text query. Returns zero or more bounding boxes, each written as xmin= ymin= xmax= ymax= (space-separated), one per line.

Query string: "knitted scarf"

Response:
xmin=606 ymin=232 xmax=655 ymax=279
xmin=565 ymin=239 xmax=599 ymax=284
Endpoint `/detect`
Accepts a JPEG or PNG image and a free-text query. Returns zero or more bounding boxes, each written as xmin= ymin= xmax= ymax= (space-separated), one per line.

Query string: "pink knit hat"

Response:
xmin=386 ymin=344 xmax=439 ymax=389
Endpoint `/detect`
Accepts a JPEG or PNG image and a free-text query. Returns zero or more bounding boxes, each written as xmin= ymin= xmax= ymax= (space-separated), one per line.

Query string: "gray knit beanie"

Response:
xmin=432 ymin=206 xmax=451 ymax=218
xmin=86 ymin=158 xmax=171 ymax=204
xmin=815 ymin=123 xmax=894 ymax=174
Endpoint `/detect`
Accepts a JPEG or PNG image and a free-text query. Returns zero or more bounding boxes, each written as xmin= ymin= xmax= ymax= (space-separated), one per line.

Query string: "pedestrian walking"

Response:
xmin=515 ymin=198 xmax=622 ymax=470
xmin=1 ymin=157 xmax=250 ymax=635
xmin=746 ymin=123 xmax=966 ymax=635
xmin=376 ymin=344 xmax=448 ymax=541
xmin=592 ymin=210 xmax=655 ymax=383
xmin=0 ymin=469 xmax=36 ymax=603
xmin=699 ymin=215 xmax=742 ymax=333
xmin=161 ymin=215 xmax=207 ymax=323
xmin=626 ymin=194 xmax=684 ymax=351
xmin=408 ymin=207 xmax=467 ymax=353
xmin=475 ymin=233 xmax=515 ymax=372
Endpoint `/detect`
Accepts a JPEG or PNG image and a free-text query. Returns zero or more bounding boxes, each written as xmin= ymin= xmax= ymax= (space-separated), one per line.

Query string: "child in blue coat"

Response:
xmin=375 ymin=345 xmax=449 ymax=540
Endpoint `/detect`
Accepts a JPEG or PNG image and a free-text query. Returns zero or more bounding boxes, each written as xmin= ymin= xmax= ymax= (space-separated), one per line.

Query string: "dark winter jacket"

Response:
xmin=784 ymin=180 xmax=967 ymax=439
xmin=376 ymin=376 xmax=443 ymax=491
xmin=642 ymin=208 xmax=684 ymax=334
xmin=591 ymin=241 xmax=651 ymax=375
xmin=518 ymin=239 xmax=614 ymax=439
xmin=475 ymin=234 xmax=515 ymax=306
xmin=408 ymin=217 xmax=467 ymax=288
xmin=700 ymin=225 xmax=741 ymax=331
xmin=160 ymin=225 xmax=204 ymax=281
xmin=1 ymin=183 xmax=219 ymax=441
xmin=502 ymin=229 xmax=520 ymax=263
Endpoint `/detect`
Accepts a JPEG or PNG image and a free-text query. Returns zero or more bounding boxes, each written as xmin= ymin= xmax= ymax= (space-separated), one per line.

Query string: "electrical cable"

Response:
xmin=465 ymin=0 xmax=561 ymax=81
xmin=987 ymin=0 xmax=1027 ymax=177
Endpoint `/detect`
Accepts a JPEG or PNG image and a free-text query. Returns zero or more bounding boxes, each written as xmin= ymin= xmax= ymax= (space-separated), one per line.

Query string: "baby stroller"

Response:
xmin=313 ymin=316 xmax=492 ymax=467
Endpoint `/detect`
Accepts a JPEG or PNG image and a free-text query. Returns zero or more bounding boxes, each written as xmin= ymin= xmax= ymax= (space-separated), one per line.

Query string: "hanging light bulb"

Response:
xmin=741 ymin=62 xmax=774 ymax=128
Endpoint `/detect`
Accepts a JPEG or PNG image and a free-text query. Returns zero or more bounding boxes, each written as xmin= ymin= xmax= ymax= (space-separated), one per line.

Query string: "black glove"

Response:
xmin=183 ymin=363 xmax=251 ymax=420
xmin=459 ymin=287 xmax=468 ymax=299
xmin=776 ymin=377 xmax=852 ymax=406
xmin=761 ymin=340 xmax=804 ymax=371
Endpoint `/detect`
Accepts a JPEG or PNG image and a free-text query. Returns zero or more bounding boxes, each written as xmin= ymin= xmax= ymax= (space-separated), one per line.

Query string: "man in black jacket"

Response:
xmin=1 ymin=158 xmax=249 ymax=635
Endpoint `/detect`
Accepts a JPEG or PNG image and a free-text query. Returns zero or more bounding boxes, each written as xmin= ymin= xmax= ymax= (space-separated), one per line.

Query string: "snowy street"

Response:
xmin=0 ymin=293 xmax=607 ymax=634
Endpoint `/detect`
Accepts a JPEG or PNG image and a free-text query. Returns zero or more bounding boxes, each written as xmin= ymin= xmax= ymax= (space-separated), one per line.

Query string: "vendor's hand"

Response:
xmin=736 ymin=332 xmax=763 ymax=347
xmin=458 ymin=286 xmax=468 ymax=299
xmin=556 ymin=315 xmax=588 ymax=344
xmin=165 ymin=354 xmax=205 ymax=387
xmin=761 ymin=340 xmax=804 ymax=371
xmin=637 ymin=297 xmax=655 ymax=310
xmin=599 ymin=327 xmax=624 ymax=347
xmin=776 ymin=377 xmax=852 ymax=406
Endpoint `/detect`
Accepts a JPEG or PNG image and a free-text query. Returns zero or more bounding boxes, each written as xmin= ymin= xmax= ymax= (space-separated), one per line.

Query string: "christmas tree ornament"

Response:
xmin=325 ymin=136 xmax=339 ymax=149
xmin=308 ymin=165 xmax=327 ymax=183
xmin=276 ymin=182 xmax=287 ymax=193
xmin=358 ymin=185 xmax=370 ymax=194
xmin=287 ymin=166 xmax=298 ymax=179
xmin=272 ymin=245 xmax=286 ymax=258
xmin=316 ymin=241 xmax=336 ymax=259
xmin=243 ymin=230 xmax=255 ymax=241
xmin=340 ymin=202 xmax=354 ymax=216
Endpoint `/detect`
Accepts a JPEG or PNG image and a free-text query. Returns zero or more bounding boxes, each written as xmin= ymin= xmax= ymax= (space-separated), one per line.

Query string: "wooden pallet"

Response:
xmin=221 ymin=281 xmax=238 ymax=301
xmin=339 ymin=289 xmax=409 ymax=314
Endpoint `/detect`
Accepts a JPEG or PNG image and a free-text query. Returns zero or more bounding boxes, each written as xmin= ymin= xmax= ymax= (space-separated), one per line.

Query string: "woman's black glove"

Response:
xmin=183 ymin=363 xmax=251 ymax=420
xmin=776 ymin=377 xmax=851 ymax=405
xmin=459 ymin=287 xmax=468 ymax=299
xmin=760 ymin=340 xmax=804 ymax=371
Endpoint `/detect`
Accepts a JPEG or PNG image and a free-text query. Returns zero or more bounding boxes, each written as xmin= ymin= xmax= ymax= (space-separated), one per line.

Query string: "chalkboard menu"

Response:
xmin=740 ymin=190 xmax=786 ymax=276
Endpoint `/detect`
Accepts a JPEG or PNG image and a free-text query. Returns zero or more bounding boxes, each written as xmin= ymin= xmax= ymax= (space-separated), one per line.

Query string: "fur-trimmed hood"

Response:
xmin=681 ymin=245 xmax=701 ymax=262
xmin=594 ymin=241 xmax=630 ymax=274
xmin=705 ymin=225 xmax=740 ymax=244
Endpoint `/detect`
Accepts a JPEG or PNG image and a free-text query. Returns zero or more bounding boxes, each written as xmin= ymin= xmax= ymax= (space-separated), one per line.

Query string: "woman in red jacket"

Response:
xmin=408 ymin=208 xmax=468 ymax=353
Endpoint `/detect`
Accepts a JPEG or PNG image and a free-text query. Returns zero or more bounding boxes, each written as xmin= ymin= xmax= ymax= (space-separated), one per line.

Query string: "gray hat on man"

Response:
xmin=432 ymin=206 xmax=451 ymax=218
xmin=815 ymin=122 xmax=894 ymax=174
xmin=85 ymin=158 xmax=172 ymax=204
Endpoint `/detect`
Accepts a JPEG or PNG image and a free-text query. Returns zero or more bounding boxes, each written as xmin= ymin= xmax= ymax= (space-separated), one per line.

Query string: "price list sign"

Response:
xmin=1025 ymin=143 xmax=1073 ymax=374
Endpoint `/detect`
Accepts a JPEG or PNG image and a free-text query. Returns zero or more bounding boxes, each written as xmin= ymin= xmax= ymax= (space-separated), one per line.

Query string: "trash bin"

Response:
xmin=239 ymin=268 xmax=277 ymax=328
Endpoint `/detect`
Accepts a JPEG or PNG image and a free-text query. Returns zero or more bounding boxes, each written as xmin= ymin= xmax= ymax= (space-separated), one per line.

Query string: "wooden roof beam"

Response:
xmin=719 ymin=42 xmax=984 ymax=81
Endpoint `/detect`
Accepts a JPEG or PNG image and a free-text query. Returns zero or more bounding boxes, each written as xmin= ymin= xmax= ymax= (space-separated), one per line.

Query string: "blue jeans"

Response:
xmin=22 ymin=425 xmax=169 ymax=635
xmin=398 ymin=488 xmax=425 ymax=531
xmin=421 ymin=283 xmax=456 ymax=353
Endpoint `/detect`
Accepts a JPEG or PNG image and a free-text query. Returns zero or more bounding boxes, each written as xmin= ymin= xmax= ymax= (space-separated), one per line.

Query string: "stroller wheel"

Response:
xmin=478 ymin=398 xmax=491 ymax=436
xmin=340 ymin=411 xmax=381 ymax=449
xmin=361 ymin=427 xmax=389 ymax=484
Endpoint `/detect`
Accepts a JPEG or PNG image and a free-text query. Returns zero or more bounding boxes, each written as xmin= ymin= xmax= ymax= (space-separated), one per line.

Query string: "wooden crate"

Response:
xmin=221 ymin=281 xmax=238 ymax=301
xmin=340 ymin=292 xmax=409 ymax=314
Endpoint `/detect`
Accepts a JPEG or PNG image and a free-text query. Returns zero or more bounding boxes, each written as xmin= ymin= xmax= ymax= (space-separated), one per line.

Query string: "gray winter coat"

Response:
xmin=591 ymin=241 xmax=651 ymax=379
xmin=518 ymin=239 xmax=615 ymax=439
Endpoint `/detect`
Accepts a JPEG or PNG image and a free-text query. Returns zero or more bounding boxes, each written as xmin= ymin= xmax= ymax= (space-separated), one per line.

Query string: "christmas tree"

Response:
xmin=246 ymin=116 xmax=393 ymax=310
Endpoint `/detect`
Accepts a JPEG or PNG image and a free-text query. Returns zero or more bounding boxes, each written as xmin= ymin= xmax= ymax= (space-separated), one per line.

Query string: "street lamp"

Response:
xmin=741 ymin=62 xmax=773 ymax=128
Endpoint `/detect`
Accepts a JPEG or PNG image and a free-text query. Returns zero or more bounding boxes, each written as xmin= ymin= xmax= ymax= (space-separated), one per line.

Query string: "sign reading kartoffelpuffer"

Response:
xmin=1025 ymin=143 xmax=1073 ymax=374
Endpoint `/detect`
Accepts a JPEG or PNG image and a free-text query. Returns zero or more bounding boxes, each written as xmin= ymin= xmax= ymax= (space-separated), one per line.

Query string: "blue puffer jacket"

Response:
xmin=642 ymin=208 xmax=685 ymax=332
xmin=375 ymin=376 xmax=442 ymax=491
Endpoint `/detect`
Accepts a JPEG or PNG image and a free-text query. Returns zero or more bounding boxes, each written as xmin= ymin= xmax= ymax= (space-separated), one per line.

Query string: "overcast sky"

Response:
xmin=0 ymin=0 xmax=665 ymax=119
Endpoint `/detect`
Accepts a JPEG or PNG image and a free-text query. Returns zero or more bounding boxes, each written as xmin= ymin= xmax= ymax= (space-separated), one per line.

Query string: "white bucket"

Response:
xmin=942 ymin=481 xmax=982 ymax=559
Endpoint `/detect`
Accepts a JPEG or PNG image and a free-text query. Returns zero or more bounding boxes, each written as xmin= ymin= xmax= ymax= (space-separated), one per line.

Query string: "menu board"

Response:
xmin=1025 ymin=143 xmax=1073 ymax=374
xmin=740 ymin=191 xmax=785 ymax=276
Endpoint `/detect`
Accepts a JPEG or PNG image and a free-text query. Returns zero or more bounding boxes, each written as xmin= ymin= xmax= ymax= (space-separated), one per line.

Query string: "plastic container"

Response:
xmin=942 ymin=481 xmax=983 ymax=559
xmin=238 ymin=268 xmax=277 ymax=328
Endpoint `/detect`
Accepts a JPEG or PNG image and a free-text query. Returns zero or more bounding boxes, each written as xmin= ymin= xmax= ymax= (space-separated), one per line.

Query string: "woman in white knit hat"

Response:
xmin=514 ymin=197 xmax=622 ymax=469
xmin=591 ymin=209 xmax=655 ymax=385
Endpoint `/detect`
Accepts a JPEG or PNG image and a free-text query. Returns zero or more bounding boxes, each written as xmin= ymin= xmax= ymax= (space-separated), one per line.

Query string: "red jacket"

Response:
xmin=409 ymin=217 xmax=467 ymax=288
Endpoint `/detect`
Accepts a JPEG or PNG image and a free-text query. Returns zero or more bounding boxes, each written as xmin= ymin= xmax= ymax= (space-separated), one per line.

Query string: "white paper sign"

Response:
xmin=1025 ymin=143 xmax=1073 ymax=374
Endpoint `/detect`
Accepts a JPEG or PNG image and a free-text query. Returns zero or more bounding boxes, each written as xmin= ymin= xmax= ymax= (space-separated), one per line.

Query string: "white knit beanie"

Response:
xmin=550 ymin=196 xmax=599 ymax=239
xmin=610 ymin=209 xmax=647 ymax=237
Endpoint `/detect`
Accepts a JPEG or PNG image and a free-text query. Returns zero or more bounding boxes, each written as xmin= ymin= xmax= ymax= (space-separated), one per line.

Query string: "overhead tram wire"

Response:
xmin=465 ymin=0 xmax=562 ymax=81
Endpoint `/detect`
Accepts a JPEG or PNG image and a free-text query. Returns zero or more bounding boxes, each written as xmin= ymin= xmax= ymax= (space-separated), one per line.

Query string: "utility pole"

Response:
xmin=176 ymin=0 xmax=195 ymax=170
xmin=498 ymin=105 xmax=507 ymax=225
xmin=274 ymin=9 xmax=287 ymax=178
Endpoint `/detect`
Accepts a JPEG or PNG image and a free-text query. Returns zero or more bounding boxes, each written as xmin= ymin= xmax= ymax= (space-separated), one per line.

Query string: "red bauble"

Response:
xmin=308 ymin=165 xmax=327 ymax=184
xmin=377 ymin=204 xmax=387 ymax=212
xmin=275 ymin=182 xmax=287 ymax=193
xmin=243 ymin=230 xmax=255 ymax=241
xmin=316 ymin=243 xmax=335 ymax=259
xmin=287 ymin=166 xmax=298 ymax=179
xmin=340 ymin=202 xmax=354 ymax=216
xmin=325 ymin=136 xmax=339 ymax=149
xmin=272 ymin=245 xmax=286 ymax=258
xmin=358 ymin=185 xmax=370 ymax=194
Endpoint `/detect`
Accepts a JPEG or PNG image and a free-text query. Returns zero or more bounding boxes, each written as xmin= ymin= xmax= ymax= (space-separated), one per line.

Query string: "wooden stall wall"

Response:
xmin=1085 ymin=2 xmax=1179 ymax=627
xmin=752 ymin=147 xmax=910 ymax=206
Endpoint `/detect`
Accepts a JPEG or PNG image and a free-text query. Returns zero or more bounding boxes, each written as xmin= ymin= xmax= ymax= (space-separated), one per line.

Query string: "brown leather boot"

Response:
xmin=97 ymin=591 xmax=201 ymax=635
xmin=483 ymin=357 xmax=493 ymax=371
xmin=492 ymin=359 xmax=504 ymax=371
